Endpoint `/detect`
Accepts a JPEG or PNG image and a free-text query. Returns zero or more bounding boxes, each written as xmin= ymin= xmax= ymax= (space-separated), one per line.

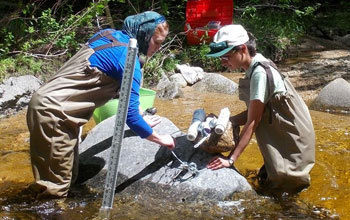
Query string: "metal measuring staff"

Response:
xmin=99 ymin=38 xmax=138 ymax=218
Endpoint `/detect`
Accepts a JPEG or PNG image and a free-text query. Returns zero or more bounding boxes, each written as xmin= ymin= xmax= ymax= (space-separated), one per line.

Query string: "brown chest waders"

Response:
xmin=27 ymin=30 xmax=127 ymax=197
xmin=238 ymin=61 xmax=315 ymax=191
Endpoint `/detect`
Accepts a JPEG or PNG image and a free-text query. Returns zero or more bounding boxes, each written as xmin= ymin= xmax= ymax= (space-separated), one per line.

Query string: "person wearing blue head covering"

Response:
xmin=26 ymin=11 xmax=174 ymax=198
xmin=123 ymin=11 xmax=166 ymax=56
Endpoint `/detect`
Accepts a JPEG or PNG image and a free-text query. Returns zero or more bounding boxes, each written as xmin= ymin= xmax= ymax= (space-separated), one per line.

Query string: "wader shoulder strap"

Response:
xmin=88 ymin=30 xmax=115 ymax=44
xmin=88 ymin=29 xmax=128 ymax=52
xmin=252 ymin=61 xmax=275 ymax=98
xmin=251 ymin=60 xmax=278 ymax=124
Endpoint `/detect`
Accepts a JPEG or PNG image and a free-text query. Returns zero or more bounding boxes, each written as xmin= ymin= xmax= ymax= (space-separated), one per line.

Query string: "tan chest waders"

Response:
xmin=238 ymin=61 xmax=315 ymax=191
xmin=27 ymin=30 xmax=126 ymax=197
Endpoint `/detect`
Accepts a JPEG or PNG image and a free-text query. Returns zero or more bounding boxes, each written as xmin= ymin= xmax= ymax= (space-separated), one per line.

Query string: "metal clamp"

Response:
xmin=171 ymin=151 xmax=199 ymax=181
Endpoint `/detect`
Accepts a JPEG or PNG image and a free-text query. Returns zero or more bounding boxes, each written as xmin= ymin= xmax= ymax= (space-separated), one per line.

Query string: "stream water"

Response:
xmin=0 ymin=67 xmax=349 ymax=219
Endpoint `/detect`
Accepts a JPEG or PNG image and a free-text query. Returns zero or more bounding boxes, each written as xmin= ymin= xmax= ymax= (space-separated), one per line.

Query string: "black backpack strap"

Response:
xmin=88 ymin=29 xmax=127 ymax=52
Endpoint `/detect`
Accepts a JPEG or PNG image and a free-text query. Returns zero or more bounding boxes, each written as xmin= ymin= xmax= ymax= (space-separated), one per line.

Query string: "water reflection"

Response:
xmin=0 ymin=83 xmax=349 ymax=219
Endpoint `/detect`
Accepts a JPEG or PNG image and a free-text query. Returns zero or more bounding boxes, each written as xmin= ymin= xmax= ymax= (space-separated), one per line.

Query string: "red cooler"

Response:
xmin=185 ymin=0 xmax=234 ymax=45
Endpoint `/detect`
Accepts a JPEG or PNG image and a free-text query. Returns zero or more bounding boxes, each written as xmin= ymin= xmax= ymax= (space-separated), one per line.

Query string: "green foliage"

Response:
xmin=0 ymin=55 xmax=45 ymax=83
xmin=163 ymin=56 xmax=179 ymax=72
xmin=142 ymin=53 xmax=165 ymax=87
xmin=142 ymin=44 xmax=224 ymax=87
xmin=0 ymin=30 xmax=15 ymax=55
xmin=0 ymin=1 xmax=105 ymax=59
xmin=314 ymin=1 xmax=350 ymax=37
xmin=235 ymin=1 xmax=321 ymax=61
xmin=177 ymin=44 xmax=225 ymax=72
xmin=0 ymin=0 xmax=349 ymax=86
xmin=0 ymin=58 xmax=15 ymax=82
xmin=109 ymin=0 xmax=187 ymax=32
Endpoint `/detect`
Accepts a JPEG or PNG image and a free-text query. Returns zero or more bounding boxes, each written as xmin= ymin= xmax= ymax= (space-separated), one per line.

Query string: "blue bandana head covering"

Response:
xmin=123 ymin=11 xmax=166 ymax=55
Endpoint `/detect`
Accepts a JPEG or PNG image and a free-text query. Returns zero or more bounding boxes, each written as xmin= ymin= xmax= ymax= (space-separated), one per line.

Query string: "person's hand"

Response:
xmin=158 ymin=134 xmax=175 ymax=150
xmin=146 ymin=133 xmax=175 ymax=150
xmin=143 ymin=115 xmax=162 ymax=128
xmin=207 ymin=156 xmax=231 ymax=170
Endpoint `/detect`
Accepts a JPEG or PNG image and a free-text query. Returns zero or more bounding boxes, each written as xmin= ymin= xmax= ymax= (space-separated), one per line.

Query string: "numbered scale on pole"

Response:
xmin=99 ymin=38 xmax=138 ymax=218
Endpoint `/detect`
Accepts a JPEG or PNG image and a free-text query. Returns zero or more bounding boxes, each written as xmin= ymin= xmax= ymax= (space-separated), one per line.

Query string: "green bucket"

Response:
xmin=93 ymin=88 xmax=156 ymax=124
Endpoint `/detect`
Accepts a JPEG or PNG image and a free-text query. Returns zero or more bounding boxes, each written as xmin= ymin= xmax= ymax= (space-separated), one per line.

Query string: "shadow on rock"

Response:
xmin=77 ymin=129 xmax=137 ymax=184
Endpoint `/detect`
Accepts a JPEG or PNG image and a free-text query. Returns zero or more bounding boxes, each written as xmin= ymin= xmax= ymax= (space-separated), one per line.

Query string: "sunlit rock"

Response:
xmin=176 ymin=64 xmax=204 ymax=85
xmin=312 ymin=78 xmax=350 ymax=110
xmin=0 ymin=75 xmax=42 ymax=117
xmin=156 ymin=82 xmax=184 ymax=100
xmin=155 ymin=71 xmax=170 ymax=91
xmin=169 ymin=73 xmax=187 ymax=88
xmin=192 ymin=73 xmax=238 ymax=95
xmin=78 ymin=116 xmax=252 ymax=202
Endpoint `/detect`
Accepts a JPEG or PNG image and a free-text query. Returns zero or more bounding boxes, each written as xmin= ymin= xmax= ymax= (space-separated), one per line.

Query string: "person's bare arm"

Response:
xmin=146 ymin=132 xmax=175 ymax=150
xmin=207 ymin=100 xmax=265 ymax=169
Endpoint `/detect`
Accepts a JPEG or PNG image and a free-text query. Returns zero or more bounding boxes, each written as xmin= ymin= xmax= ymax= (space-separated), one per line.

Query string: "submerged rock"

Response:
xmin=78 ymin=116 xmax=252 ymax=202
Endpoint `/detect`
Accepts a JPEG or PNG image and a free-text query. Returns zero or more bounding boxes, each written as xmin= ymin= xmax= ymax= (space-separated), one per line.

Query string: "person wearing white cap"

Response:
xmin=206 ymin=24 xmax=315 ymax=193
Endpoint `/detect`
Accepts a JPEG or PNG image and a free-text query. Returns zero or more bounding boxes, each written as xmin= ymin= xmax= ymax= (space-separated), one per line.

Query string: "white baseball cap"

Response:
xmin=206 ymin=24 xmax=249 ymax=57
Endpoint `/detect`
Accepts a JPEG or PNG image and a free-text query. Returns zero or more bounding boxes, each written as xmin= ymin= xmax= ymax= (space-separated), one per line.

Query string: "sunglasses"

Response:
xmin=221 ymin=49 xmax=238 ymax=60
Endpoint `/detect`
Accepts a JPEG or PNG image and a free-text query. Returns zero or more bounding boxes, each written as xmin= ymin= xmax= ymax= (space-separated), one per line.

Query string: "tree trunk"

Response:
xmin=104 ymin=1 xmax=115 ymax=29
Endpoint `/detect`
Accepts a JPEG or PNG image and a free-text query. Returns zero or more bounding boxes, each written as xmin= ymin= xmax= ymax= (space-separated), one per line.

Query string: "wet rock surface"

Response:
xmin=78 ymin=116 xmax=252 ymax=202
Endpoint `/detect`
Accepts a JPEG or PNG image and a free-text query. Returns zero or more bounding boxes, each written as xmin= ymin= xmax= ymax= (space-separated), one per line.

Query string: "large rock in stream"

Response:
xmin=192 ymin=73 xmax=238 ymax=95
xmin=78 ymin=116 xmax=252 ymax=202
xmin=312 ymin=78 xmax=350 ymax=110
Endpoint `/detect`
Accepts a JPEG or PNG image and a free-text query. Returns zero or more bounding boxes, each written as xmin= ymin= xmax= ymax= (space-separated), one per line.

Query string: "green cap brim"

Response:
xmin=206 ymin=46 xmax=234 ymax=57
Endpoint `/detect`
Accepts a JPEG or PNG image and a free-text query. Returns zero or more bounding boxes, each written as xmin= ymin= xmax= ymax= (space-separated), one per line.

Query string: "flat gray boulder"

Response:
xmin=192 ymin=73 xmax=238 ymax=95
xmin=313 ymin=78 xmax=350 ymax=110
xmin=78 ymin=116 xmax=251 ymax=202
xmin=0 ymin=75 xmax=42 ymax=116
